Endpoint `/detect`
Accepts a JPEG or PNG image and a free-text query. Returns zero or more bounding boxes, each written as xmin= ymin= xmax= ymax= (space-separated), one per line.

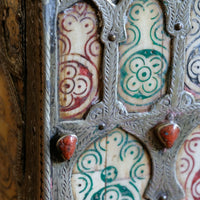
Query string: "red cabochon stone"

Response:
xmin=157 ymin=122 xmax=180 ymax=148
xmin=57 ymin=135 xmax=77 ymax=160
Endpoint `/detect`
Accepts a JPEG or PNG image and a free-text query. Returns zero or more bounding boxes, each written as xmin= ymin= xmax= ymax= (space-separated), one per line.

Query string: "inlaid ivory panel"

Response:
xmin=72 ymin=128 xmax=151 ymax=200
xmin=185 ymin=0 xmax=200 ymax=99
xmin=57 ymin=2 xmax=102 ymax=120
xmin=47 ymin=0 xmax=200 ymax=200
xmin=177 ymin=126 xmax=200 ymax=200
xmin=180 ymin=2 xmax=200 ymax=196
xmin=118 ymin=0 xmax=170 ymax=112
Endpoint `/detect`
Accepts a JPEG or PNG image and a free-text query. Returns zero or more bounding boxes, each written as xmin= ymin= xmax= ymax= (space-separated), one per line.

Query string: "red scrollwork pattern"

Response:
xmin=177 ymin=131 xmax=200 ymax=200
xmin=58 ymin=2 xmax=102 ymax=119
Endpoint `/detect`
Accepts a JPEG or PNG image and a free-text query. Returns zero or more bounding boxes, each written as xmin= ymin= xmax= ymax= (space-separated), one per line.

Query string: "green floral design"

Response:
xmin=101 ymin=166 xmax=118 ymax=183
xmin=72 ymin=128 xmax=150 ymax=200
xmin=118 ymin=0 xmax=170 ymax=107
xmin=91 ymin=184 xmax=134 ymax=200
xmin=120 ymin=49 xmax=167 ymax=105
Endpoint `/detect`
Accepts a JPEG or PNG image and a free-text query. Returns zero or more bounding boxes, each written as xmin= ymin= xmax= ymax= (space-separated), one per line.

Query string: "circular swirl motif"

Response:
xmin=119 ymin=49 xmax=167 ymax=105
xmin=119 ymin=0 xmax=170 ymax=110
xmin=76 ymin=149 xmax=102 ymax=172
xmin=58 ymin=2 xmax=101 ymax=119
xmin=59 ymin=61 xmax=92 ymax=107
xmin=136 ymin=66 xmax=152 ymax=82
xmin=179 ymin=158 xmax=190 ymax=174
xmin=59 ymin=55 xmax=98 ymax=119
xmin=101 ymin=166 xmax=118 ymax=183
xmin=91 ymin=185 xmax=134 ymax=200
xmin=185 ymin=47 xmax=200 ymax=94
xmin=72 ymin=128 xmax=150 ymax=199
xmin=187 ymin=52 xmax=200 ymax=86
xmin=192 ymin=171 xmax=200 ymax=200
xmin=177 ymin=132 xmax=200 ymax=199
xmin=75 ymin=174 xmax=93 ymax=195
xmin=120 ymin=140 xmax=143 ymax=161
xmin=129 ymin=3 xmax=145 ymax=21
xmin=185 ymin=0 xmax=200 ymax=96
xmin=130 ymin=164 xmax=146 ymax=182
xmin=189 ymin=19 xmax=200 ymax=37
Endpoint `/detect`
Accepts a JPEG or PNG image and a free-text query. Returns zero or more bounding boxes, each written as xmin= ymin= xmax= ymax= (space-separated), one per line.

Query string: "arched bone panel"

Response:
xmin=72 ymin=128 xmax=151 ymax=200
xmin=118 ymin=0 xmax=171 ymax=112
xmin=185 ymin=0 xmax=200 ymax=99
xmin=177 ymin=126 xmax=200 ymax=200
xmin=57 ymin=2 xmax=102 ymax=120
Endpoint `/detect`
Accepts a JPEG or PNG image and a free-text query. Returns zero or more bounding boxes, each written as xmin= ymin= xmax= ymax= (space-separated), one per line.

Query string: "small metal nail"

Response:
xmin=108 ymin=34 xmax=116 ymax=41
xmin=174 ymin=22 xmax=183 ymax=31
xmin=159 ymin=194 xmax=167 ymax=200
xmin=98 ymin=123 xmax=105 ymax=130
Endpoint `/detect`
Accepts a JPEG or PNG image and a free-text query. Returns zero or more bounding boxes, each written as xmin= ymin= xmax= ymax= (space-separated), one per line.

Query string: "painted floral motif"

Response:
xmin=120 ymin=49 xmax=167 ymax=104
xmin=185 ymin=0 xmax=200 ymax=98
xmin=72 ymin=128 xmax=151 ymax=200
xmin=118 ymin=0 xmax=170 ymax=112
xmin=176 ymin=128 xmax=200 ymax=200
xmin=58 ymin=2 xmax=102 ymax=119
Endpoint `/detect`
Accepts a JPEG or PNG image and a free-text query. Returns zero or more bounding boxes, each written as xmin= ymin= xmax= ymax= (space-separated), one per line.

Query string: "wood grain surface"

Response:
xmin=0 ymin=0 xmax=24 ymax=199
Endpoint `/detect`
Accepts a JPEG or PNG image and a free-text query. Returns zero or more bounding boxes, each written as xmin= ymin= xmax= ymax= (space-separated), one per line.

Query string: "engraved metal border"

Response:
xmin=41 ymin=0 xmax=200 ymax=199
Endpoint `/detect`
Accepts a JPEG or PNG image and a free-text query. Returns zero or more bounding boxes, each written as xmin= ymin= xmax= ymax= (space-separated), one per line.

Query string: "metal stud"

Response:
xmin=159 ymin=194 xmax=168 ymax=200
xmin=98 ymin=123 xmax=106 ymax=130
xmin=108 ymin=34 xmax=116 ymax=41
xmin=174 ymin=22 xmax=183 ymax=31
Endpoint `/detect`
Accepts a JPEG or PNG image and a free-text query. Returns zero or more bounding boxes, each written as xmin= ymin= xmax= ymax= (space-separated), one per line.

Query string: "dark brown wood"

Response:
xmin=0 ymin=0 xmax=25 ymax=199
xmin=25 ymin=0 xmax=45 ymax=200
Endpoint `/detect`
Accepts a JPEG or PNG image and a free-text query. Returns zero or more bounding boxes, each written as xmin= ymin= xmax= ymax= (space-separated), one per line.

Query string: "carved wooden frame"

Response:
xmin=40 ymin=0 xmax=200 ymax=200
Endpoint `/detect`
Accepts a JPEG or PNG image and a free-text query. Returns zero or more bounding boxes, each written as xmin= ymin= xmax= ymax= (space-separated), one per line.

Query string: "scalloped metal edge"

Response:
xmin=41 ymin=0 xmax=200 ymax=199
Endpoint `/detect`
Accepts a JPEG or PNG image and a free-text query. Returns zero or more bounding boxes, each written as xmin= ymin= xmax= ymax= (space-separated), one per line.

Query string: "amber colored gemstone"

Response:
xmin=156 ymin=122 xmax=180 ymax=148
xmin=57 ymin=135 xmax=78 ymax=160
